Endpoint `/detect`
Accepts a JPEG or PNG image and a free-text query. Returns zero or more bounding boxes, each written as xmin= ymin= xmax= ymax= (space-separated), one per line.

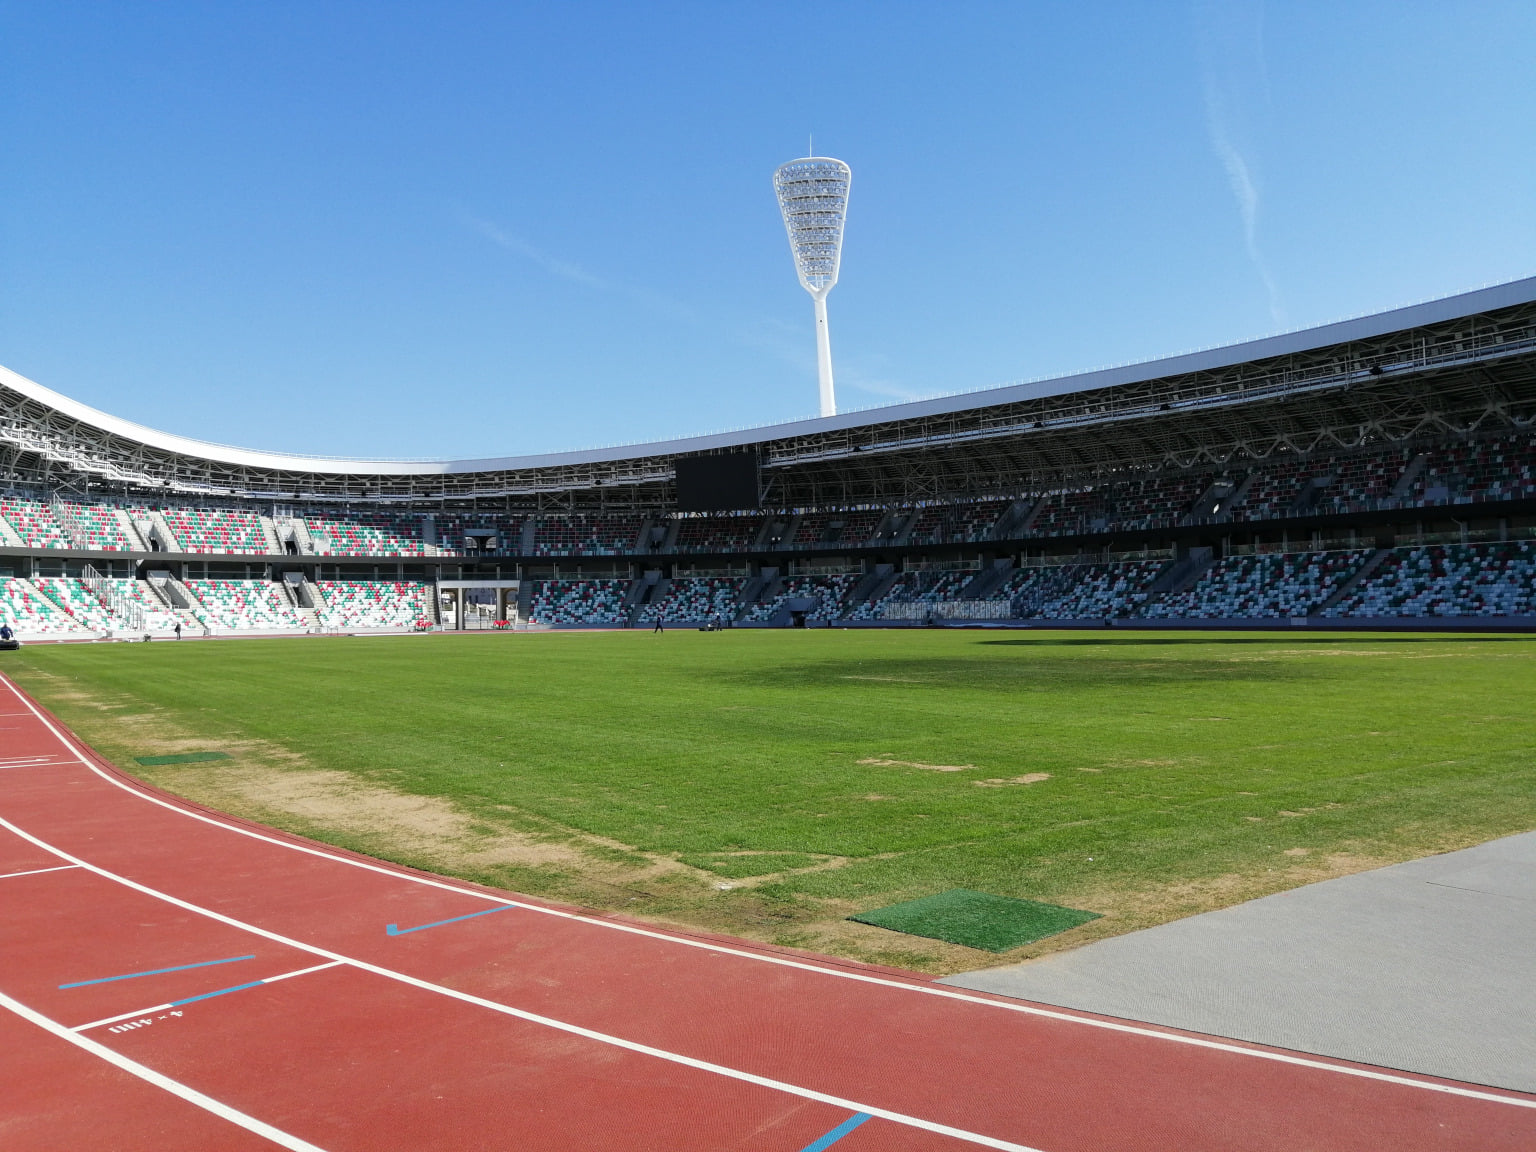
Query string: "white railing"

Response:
xmin=883 ymin=600 xmax=1013 ymax=620
xmin=80 ymin=562 xmax=145 ymax=630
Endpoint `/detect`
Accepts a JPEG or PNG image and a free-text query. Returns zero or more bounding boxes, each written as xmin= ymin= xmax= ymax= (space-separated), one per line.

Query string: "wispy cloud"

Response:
xmin=466 ymin=214 xmax=698 ymax=322
xmin=1195 ymin=0 xmax=1285 ymax=326
xmin=472 ymin=218 xmax=610 ymax=290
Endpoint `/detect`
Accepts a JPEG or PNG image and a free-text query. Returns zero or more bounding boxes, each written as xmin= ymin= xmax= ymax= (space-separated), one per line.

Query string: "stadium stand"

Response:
xmin=1029 ymin=560 xmax=1166 ymax=618
xmin=2 ymin=278 xmax=1535 ymax=633
xmin=791 ymin=511 xmax=882 ymax=549
xmin=903 ymin=502 xmax=1008 ymax=546
xmin=184 ymin=579 xmax=305 ymax=629
xmin=1326 ymin=543 xmax=1536 ymax=617
xmin=0 ymin=577 xmax=86 ymax=634
xmin=847 ymin=570 xmax=976 ymax=621
xmin=161 ymin=508 xmax=268 ymax=554
xmin=528 ymin=579 xmax=630 ymax=624
xmin=638 ymin=577 xmax=743 ymax=623
xmin=305 ymin=515 xmax=429 ymax=557
xmin=531 ymin=514 xmax=644 ymax=557
xmin=316 ymin=580 xmax=431 ymax=629
xmin=0 ymin=498 xmax=69 ymax=549
xmin=672 ymin=517 xmax=763 ymax=554
xmin=31 ymin=577 xmax=120 ymax=631
xmin=745 ymin=574 xmax=857 ymax=622
xmin=1143 ymin=551 xmax=1368 ymax=619
xmin=103 ymin=578 xmax=182 ymax=631
xmin=53 ymin=502 xmax=138 ymax=550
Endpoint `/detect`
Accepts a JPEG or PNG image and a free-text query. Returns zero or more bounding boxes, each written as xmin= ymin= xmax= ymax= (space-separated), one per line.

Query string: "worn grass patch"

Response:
xmin=7 ymin=628 xmax=1536 ymax=974
xmin=850 ymin=889 xmax=1101 ymax=952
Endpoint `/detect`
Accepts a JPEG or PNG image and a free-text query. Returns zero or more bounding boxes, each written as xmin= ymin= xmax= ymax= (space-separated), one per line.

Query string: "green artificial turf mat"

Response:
xmin=849 ymin=889 xmax=1100 ymax=952
xmin=133 ymin=751 xmax=230 ymax=766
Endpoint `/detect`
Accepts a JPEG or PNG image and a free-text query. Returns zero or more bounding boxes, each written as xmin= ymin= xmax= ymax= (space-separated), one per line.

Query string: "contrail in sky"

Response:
xmin=1195 ymin=0 xmax=1285 ymax=327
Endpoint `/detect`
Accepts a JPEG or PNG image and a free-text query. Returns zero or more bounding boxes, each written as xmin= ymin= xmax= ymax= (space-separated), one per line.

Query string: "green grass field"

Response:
xmin=8 ymin=629 xmax=1535 ymax=973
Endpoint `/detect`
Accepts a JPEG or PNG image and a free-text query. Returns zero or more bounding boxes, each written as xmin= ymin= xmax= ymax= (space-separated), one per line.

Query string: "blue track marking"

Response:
xmin=170 ymin=981 xmax=267 ymax=1007
xmin=799 ymin=1113 xmax=872 ymax=1151
xmin=59 ymin=954 xmax=256 ymax=989
xmin=386 ymin=906 xmax=514 ymax=936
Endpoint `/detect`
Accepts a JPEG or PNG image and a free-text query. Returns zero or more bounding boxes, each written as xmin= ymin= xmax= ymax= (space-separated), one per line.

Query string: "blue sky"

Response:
xmin=1 ymin=2 xmax=1532 ymax=460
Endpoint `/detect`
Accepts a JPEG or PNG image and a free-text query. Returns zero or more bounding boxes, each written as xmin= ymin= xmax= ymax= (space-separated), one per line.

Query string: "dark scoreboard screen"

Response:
xmin=674 ymin=452 xmax=761 ymax=512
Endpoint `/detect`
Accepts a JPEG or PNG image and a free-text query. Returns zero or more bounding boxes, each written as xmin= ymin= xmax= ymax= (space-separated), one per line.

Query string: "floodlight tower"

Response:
xmin=774 ymin=155 xmax=851 ymax=418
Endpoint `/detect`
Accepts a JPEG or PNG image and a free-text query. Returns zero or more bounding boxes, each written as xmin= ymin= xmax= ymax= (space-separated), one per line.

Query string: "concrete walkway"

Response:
xmin=941 ymin=831 xmax=1536 ymax=1093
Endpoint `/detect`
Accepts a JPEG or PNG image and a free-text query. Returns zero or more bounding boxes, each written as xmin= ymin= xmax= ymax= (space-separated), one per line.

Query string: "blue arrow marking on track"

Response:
xmin=59 ymin=954 xmax=256 ymax=989
xmin=798 ymin=1113 xmax=872 ymax=1152
xmin=385 ymin=906 xmax=514 ymax=936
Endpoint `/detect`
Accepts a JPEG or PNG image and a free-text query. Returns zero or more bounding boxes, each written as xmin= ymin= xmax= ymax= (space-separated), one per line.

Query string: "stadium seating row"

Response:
xmin=3 ymin=432 xmax=1534 ymax=558
xmin=6 ymin=545 xmax=1536 ymax=636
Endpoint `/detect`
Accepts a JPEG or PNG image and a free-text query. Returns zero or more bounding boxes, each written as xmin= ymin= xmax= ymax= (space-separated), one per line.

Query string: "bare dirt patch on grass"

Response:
xmin=857 ymin=758 xmax=975 ymax=771
xmin=974 ymin=773 xmax=1051 ymax=787
xmin=26 ymin=675 xmax=709 ymax=894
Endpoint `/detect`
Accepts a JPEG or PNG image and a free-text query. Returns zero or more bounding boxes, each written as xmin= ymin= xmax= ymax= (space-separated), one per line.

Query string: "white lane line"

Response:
xmin=0 ymin=864 xmax=80 ymax=880
xmin=73 ymin=1001 xmax=176 ymax=1032
xmin=5 ymin=674 xmax=1535 ymax=1112
xmin=0 ymin=988 xmax=329 ymax=1152
xmin=0 ymin=811 xmax=1045 ymax=1151
xmin=72 ymin=961 xmax=347 ymax=1032
xmin=261 ymin=959 xmax=345 ymax=984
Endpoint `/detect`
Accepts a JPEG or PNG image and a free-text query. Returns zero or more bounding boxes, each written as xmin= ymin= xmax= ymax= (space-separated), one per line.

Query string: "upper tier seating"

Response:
xmin=791 ymin=511 xmax=883 ymax=549
xmin=184 ymin=579 xmax=304 ymax=629
xmin=432 ymin=516 xmax=521 ymax=555
xmin=0 ymin=499 xmax=69 ymax=548
xmin=1143 ymin=551 xmax=1369 ymax=619
xmin=316 ymin=581 xmax=431 ymax=629
xmin=531 ymin=515 xmax=644 ymax=557
xmin=305 ymin=515 xmax=428 ymax=557
xmin=903 ymin=502 xmax=1008 ymax=546
xmin=528 ymin=579 xmax=629 ymax=624
xmin=161 ymin=508 xmax=267 ymax=554
xmin=639 ymin=577 xmax=743 ymax=622
xmin=671 ymin=518 xmax=763 ymax=554
xmin=0 ymin=577 xmax=87 ymax=634
xmin=1325 ymin=543 xmax=1536 ymax=617
xmin=54 ymin=502 xmax=137 ymax=550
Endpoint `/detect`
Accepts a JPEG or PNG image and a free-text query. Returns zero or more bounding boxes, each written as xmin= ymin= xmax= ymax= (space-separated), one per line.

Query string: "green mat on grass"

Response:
xmin=133 ymin=751 xmax=230 ymax=766
xmin=849 ymin=888 xmax=1100 ymax=952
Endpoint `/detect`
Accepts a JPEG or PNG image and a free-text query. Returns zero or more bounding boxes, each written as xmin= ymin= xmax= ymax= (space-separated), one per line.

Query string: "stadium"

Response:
xmin=2 ymin=276 xmax=1536 ymax=636
xmin=3 ymin=8 xmax=1534 ymax=1145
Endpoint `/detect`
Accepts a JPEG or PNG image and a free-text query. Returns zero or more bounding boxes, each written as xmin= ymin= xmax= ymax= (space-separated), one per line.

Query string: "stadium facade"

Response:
xmin=2 ymin=276 xmax=1536 ymax=635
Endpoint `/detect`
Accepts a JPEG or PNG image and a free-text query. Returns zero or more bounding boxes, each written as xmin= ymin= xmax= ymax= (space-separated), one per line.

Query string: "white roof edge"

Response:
xmin=4 ymin=275 xmax=1535 ymax=479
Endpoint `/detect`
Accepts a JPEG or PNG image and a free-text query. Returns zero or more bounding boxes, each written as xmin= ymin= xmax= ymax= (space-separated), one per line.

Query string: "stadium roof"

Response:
xmin=3 ymin=275 xmax=1535 ymax=504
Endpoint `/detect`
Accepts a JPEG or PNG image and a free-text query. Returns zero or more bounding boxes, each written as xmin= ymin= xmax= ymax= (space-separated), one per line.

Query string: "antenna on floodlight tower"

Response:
xmin=774 ymin=155 xmax=851 ymax=418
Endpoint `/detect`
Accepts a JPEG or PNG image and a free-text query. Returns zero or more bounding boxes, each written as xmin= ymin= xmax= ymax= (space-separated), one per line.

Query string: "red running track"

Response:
xmin=1 ymin=672 xmax=1533 ymax=1152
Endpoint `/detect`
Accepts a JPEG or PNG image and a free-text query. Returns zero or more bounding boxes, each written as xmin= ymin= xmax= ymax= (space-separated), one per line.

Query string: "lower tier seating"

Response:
xmin=639 ymin=577 xmax=743 ymax=622
xmin=745 ymin=574 xmax=857 ymax=622
xmin=1326 ymin=543 xmax=1536 ymax=617
xmin=0 ymin=578 xmax=87 ymax=634
xmin=184 ymin=579 xmax=304 ymax=630
xmin=316 ymin=581 xmax=432 ymax=629
xmin=32 ymin=577 xmax=120 ymax=631
xmin=1144 ymin=552 xmax=1368 ymax=619
xmin=528 ymin=579 xmax=629 ymax=625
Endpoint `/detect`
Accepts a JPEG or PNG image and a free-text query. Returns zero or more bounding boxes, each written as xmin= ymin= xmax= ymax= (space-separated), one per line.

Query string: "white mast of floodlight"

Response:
xmin=774 ymin=154 xmax=851 ymax=418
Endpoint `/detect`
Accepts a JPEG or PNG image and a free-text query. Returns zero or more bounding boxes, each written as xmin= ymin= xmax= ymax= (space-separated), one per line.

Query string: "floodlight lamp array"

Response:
xmin=774 ymin=158 xmax=851 ymax=299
